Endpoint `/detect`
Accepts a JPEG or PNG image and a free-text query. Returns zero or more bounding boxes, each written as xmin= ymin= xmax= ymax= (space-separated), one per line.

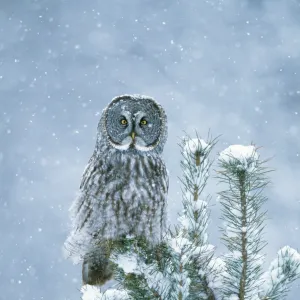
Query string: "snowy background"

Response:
xmin=1 ymin=0 xmax=300 ymax=299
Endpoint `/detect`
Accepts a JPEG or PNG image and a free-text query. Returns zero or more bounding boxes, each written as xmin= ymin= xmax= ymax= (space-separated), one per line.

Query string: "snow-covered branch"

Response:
xmin=175 ymin=135 xmax=219 ymax=299
xmin=217 ymin=145 xmax=269 ymax=300
xmin=78 ymin=138 xmax=299 ymax=300
xmin=259 ymin=246 xmax=300 ymax=300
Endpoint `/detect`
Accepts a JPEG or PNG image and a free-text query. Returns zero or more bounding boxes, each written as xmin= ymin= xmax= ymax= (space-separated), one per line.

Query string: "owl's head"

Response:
xmin=99 ymin=95 xmax=167 ymax=154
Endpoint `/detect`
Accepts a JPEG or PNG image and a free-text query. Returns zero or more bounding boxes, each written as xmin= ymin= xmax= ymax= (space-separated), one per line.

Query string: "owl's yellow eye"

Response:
xmin=140 ymin=119 xmax=147 ymax=125
xmin=120 ymin=119 xmax=128 ymax=125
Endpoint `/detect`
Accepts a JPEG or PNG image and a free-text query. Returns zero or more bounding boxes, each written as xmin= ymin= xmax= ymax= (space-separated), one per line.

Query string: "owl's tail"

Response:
xmin=82 ymin=241 xmax=114 ymax=286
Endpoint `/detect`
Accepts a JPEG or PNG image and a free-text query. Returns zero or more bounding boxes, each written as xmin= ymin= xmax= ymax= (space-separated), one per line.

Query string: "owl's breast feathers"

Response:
xmin=65 ymin=149 xmax=168 ymax=260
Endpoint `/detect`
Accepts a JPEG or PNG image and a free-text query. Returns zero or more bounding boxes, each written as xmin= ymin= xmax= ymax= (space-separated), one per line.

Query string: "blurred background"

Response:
xmin=0 ymin=0 xmax=299 ymax=299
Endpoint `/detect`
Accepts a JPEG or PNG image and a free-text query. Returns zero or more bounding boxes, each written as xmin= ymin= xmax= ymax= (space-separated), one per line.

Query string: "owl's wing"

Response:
xmin=79 ymin=155 xmax=97 ymax=189
xmin=64 ymin=156 xmax=104 ymax=261
xmin=75 ymin=155 xmax=104 ymax=230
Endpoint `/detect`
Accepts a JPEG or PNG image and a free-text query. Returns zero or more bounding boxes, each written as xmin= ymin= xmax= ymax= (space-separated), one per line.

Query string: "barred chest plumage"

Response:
xmin=71 ymin=147 xmax=168 ymax=251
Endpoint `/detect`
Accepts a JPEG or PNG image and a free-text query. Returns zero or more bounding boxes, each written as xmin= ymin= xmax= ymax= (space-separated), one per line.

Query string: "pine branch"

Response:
xmin=217 ymin=145 xmax=269 ymax=300
xmin=79 ymin=138 xmax=300 ymax=300
xmin=258 ymin=246 xmax=300 ymax=300
xmin=175 ymin=133 xmax=219 ymax=299
xmin=111 ymin=236 xmax=172 ymax=300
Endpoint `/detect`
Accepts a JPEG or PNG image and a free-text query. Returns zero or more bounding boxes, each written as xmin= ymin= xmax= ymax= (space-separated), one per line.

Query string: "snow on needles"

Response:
xmin=279 ymin=246 xmax=300 ymax=266
xmin=219 ymin=145 xmax=258 ymax=171
xmin=184 ymin=138 xmax=210 ymax=154
xmin=81 ymin=285 xmax=129 ymax=300
xmin=81 ymin=285 xmax=101 ymax=300
xmin=259 ymin=246 xmax=300 ymax=296
xmin=115 ymin=253 xmax=138 ymax=273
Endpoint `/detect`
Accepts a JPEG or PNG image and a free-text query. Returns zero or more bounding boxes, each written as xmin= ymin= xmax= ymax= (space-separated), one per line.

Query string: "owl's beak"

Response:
xmin=131 ymin=132 xmax=136 ymax=140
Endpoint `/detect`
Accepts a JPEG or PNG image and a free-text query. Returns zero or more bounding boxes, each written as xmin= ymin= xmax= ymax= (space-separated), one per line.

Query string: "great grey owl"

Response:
xmin=64 ymin=94 xmax=168 ymax=286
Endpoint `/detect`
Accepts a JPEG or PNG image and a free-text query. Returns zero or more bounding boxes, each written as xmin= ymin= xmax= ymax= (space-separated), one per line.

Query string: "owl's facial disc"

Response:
xmin=105 ymin=96 xmax=163 ymax=152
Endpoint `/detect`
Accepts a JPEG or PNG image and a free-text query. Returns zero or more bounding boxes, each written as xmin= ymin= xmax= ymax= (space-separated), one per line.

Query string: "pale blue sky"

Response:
xmin=1 ymin=0 xmax=299 ymax=299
